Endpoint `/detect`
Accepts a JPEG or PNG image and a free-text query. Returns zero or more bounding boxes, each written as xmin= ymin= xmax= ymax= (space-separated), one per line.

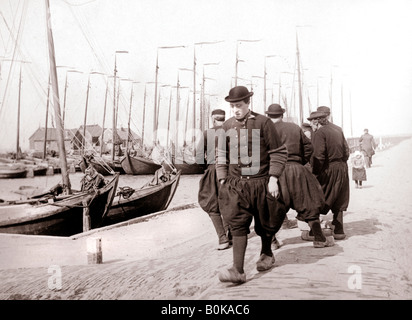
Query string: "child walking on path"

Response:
xmin=351 ymin=150 xmax=367 ymax=188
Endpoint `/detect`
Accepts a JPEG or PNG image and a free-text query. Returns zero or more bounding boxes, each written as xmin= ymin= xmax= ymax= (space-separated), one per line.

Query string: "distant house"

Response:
xmin=101 ymin=127 xmax=141 ymax=154
xmin=116 ymin=127 xmax=141 ymax=147
xmin=29 ymin=125 xmax=141 ymax=155
xmin=28 ymin=127 xmax=73 ymax=153
xmin=72 ymin=124 xmax=103 ymax=152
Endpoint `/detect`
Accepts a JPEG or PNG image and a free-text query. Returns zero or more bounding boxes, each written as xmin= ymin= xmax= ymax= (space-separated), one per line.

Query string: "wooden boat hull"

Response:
xmin=0 ymin=174 xmax=119 ymax=236
xmin=173 ymin=162 xmax=205 ymax=175
xmin=33 ymin=166 xmax=48 ymax=176
xmin=104 ymin=170 xmax=181 ymax=225
xmin=0 ymin=165 xmax=27 ymax=179
xmin=120 ymin=153 xmax=161 ymax=175
xmin=79 ymin=157 xmax=125 ymax=176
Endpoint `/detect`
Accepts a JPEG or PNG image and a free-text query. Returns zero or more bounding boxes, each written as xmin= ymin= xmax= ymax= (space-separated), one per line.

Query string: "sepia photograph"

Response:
xmin=0 ymin=0 xmax=411 ymax=307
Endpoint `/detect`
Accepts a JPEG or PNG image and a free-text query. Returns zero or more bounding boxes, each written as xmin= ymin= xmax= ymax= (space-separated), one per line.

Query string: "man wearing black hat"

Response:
xmin=198 ymin=109 xmax=231 ymax=250
xmin=308 ymin=110 xmax=350 ymax=240
xmin=216 ymin=86 xmax=288 ymax=284
xmin=266 ymin=104 xmax=331 ymax=248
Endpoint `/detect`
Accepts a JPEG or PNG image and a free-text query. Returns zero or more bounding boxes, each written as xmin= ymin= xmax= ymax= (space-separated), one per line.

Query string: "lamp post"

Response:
xmin=329 ymin=64 xmax=339 ymax=124
xmin=235 ymin=39 xmax=261 ymax=86
xmin=156 ymin=83 xmax=171 ymax=145
xmin=252 ymin=75 xmax=264 ymax=113
xmin=193 ymin=41 xmax=224 ymax=132
xmin=125 ymin=80 xmax=139 ymax=151
xmin=142 ymin=81 xmax=156 ymax=147
xmin=279 ymin=71 xmax=294 ymax=118
xmin=201 ymin=62 xmax=219 ymax=131
xmin=100 ymin=76 xmax=111 ymax=156
xmin=154 ymin=45 xmax=186 ymax=144
xmin=179 ymin=67 xmax=197 ymax=133
xmin=2 ymin=59 xmax=30 ymax=160
xmin=82 ymin=71 xmax=105 ymax=155
xmin=62 ymin=69 xmax=82 ymax=126
xmin=264 ymin=55 xmax=277 ymax=109
xmin=112 ymin=50 xmax=128 ymax=160
xmin=317 ymin=76 xmax=327 ymax=108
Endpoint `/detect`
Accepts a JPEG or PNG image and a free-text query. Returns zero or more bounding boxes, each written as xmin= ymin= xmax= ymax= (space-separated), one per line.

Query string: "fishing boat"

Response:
xmin=0 ymin=0 xmax=120 ymax=236
xmin=120 ymin=152 xmax=161 ymax=175
xmin=26 ymin=164 xmax=48 ymax=176
xmin=0 ymin=164 xmax=27 ymax=179
xmin=103 ymin=168 xmax=181 ymax=226
xmin=0 ymin=173 xmax=119 ymax=236
xmin=172 ymin=158 xmax=205 ymax=175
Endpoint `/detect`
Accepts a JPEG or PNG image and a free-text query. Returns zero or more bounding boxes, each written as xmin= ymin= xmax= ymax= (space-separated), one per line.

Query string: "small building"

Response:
xmin=72 ymin=124 xmax=103 ymax=152
xmin=101 ymin=127 xmax=142 ymax=154
xmin=28 ymin=127 xmax=74 ymax=154
xmin=29 ymin=125 xmax=141 ymax=155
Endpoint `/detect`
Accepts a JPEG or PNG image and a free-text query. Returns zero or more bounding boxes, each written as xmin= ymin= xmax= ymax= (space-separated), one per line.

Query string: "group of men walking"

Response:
xmin=198 ymin=85 xmax=350 ymax=284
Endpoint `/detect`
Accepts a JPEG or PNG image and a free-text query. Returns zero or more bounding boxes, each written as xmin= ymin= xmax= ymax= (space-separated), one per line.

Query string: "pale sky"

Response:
xmin=1 ymin=0 xmax=412 ymax=152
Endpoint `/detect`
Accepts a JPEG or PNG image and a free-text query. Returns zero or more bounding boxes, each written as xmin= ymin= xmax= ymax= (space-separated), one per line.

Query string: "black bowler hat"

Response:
xmin=307 ymin=111 xmax=327 ymax=120
xmin=265 ymin=104 xmax=285 ymax=117
xmin=211 ymin=109 xmax=225 ymax=116
xmin=225 ymin=86 xmax=254 ymax=102
xmin=317 ymin=106 xmax=330 ymax=115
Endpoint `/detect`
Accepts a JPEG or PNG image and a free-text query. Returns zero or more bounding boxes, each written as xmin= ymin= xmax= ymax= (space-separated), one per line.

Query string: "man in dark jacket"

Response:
xmin=198 ymin=109 xmax=231 ymax=250
xmin=359 ymin=128 xmax=376 ymax=168
xmin=309 ymin=110 xmax=350 ymax=240
xmin=266 ymin=104 xmax=331 ymax=248
xmin=216 ymin=86 xmax=287 ymax=284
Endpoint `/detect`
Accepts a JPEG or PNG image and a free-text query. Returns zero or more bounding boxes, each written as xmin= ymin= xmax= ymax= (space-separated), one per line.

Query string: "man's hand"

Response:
xmin=268 ymin=176 xmax=279 ymax=198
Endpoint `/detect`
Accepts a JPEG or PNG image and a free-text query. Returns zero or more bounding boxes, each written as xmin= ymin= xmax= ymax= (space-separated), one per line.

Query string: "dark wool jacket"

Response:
xmin=311 ymin=122 xmax=350 ymax=175
xmin=273 ymin=119 xmax=313 ymax=165
xmin=216 ymin=111 xmax=287 ymax=180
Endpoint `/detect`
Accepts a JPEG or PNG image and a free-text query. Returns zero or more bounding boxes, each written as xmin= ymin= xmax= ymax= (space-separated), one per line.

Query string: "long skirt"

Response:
xmin=317 ymin=161 xmax=350 ymax=214
xmin=352 ymin=167 xmax=367 ymax=181
xmin=278 ymin=162 xmax=325 ymax=221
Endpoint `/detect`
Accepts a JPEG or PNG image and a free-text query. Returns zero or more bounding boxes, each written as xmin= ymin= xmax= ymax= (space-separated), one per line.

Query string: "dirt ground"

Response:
xmin=0 ymin=138 xmax=411 ymax=301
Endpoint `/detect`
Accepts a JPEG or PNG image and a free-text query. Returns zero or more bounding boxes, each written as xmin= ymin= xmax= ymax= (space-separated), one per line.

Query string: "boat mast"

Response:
xmin=112 ymin=56 xmax=117 ymax=161
xmin=43 ymin=77 xmax=50 ymax=159
xmin=175 ymin=74 xmax=180 ymax=152
xmin=166 ymin=87 xmax=172 ymax=149
xmin=141 ymin=85 xmax=146 ymax=147
xmin=296 ymin=31 xmax=303 ymax=125
xmin=45 ymin=0 xmax=71 ymax=193
xmin=100 ymin=79 xmax=108 ymax=157
xmin=126 ymin=81 xmax=136 ymax=151
xmin=16 ymin=64 xmax=22 ymax=160
xmin=341 ymin=82 xmax=344 ymax=131
xmin=82 ymin=73 xmax=91 ymax=155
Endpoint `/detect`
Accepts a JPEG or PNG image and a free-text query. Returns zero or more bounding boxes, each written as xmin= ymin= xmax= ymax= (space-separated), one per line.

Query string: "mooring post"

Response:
xmin=82 ymin=199 xmax=91 ymax=232
xmin=87 ymin=237 xmax=103 ymax=264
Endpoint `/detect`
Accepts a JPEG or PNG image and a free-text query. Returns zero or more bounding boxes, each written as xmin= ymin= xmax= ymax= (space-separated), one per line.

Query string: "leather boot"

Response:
xmin=332 ymin=211 xmax=346 ymax=240
xmin=209 ymin=214 xmax=230 ymax=249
